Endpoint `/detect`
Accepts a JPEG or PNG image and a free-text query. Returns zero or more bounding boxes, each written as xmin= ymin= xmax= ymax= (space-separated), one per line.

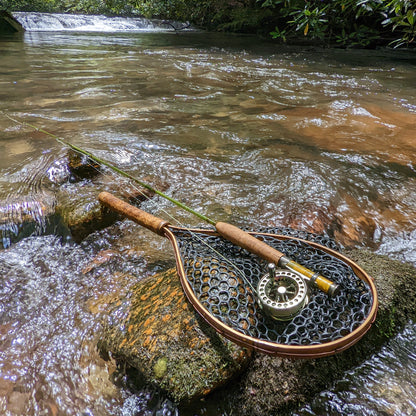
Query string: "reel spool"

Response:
xmin=257 ymin=264 xmax=309 ymax=321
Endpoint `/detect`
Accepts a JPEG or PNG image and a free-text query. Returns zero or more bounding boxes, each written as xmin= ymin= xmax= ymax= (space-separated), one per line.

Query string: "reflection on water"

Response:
xmin=0 ymin=234 xmax=156 ymax=415
xmin=296 ymin=322 xmax=416 ymax=415
xmin=0 ymin=29 xmax=416 ymax=415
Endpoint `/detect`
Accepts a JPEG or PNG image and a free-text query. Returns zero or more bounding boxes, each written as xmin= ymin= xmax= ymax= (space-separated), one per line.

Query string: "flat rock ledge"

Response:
xmin=97 ymin=268 xmax=251 ymax=403
xmin=97 ymin=248 xmax=416 ymax=413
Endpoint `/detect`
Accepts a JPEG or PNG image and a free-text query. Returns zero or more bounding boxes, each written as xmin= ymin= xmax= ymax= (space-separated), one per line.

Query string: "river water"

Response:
xmin=1 ymin=13 xmax=416 ymax=415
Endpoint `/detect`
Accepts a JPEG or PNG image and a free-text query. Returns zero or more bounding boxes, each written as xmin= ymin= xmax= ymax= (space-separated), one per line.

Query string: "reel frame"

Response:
xmin=257 ymin=268 xmax=309 ymax=321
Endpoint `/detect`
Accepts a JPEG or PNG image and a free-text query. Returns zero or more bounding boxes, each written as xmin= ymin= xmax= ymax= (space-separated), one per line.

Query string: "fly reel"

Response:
xmin=257 ymin=264 xmax=309 ymax=321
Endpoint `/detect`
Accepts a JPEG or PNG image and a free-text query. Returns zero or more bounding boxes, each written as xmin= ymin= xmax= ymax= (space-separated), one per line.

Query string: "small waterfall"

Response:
xmin=12 ymin=12 xmax=192 ymax=32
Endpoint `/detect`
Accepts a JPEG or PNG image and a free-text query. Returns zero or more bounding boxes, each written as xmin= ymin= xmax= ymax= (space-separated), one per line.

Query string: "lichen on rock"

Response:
xmin=97 ymin=268 xmax=252 ymax=403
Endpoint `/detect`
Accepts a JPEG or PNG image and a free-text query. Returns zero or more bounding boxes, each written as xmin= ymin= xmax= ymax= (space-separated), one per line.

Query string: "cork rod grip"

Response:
xmin=215 ymin=221 xmax=339 ymax=297
xmin=98 ymin=192 xmax=169 ymax=236
xmin=215 ymin=222 xmax=285 ymax=264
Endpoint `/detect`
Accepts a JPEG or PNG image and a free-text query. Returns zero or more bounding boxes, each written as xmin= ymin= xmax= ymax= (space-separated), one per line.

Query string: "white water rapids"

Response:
xmin=13 ymin=11 xmax=193 ymax=32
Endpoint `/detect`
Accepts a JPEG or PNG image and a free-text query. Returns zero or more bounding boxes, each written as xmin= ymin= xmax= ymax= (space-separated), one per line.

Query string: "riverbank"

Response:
xmin=1 ymin=0 xmax=415 ymax=48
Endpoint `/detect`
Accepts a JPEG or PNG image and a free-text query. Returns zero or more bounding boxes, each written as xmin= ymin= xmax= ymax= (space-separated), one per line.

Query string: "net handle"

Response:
xmin=99 ymin=191 xmax=169 ymax=236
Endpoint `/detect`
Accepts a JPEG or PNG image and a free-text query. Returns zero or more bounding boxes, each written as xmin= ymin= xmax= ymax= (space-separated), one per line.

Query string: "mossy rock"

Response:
xmin=97 ymin=268 xmax=252 ymax=403
xmin=55 ymin=181 xmax=117 ymax=243
xmin=0 ymin=11 xmax=24 ymax=33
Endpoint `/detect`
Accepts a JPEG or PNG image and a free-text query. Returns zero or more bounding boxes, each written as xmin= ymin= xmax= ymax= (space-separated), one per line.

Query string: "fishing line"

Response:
xmin=1 ymin=111 xmax=257 ymax=292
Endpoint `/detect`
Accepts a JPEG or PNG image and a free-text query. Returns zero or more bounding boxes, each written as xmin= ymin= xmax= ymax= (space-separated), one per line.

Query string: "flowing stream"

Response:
xmin=1 ymin=12 xmax=416 ymax=415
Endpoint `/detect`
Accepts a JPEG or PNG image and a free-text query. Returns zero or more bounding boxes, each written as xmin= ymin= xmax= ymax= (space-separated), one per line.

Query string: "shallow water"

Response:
xmin=1 ymin=21 xmax=416 ymax=415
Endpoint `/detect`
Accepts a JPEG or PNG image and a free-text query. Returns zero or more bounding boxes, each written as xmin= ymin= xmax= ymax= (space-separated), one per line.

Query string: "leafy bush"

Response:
xmin=1 ymin=0 xmax=130 ymax=14
xmin=2 ymin=0 xmax=414 ymax=47
xmin=1 ymin=0 xmax=61 ymax=12
xmin=262 ymin=0 xmax=415 ymax=47
xmin=382 ymin=0 xmax=416 ymax=47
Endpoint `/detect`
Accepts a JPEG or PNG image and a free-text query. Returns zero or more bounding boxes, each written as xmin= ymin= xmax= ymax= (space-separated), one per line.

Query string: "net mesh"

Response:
xmin=172 ymin=227 xmax=373 ymax=346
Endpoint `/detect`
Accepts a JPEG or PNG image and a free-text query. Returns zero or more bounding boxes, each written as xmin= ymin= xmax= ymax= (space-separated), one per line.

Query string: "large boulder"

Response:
xmin=95 ymin=243 xmax=416 ymax=413
xmin=0 ymin=11 xmax=24 ymax=33
xmin=96 ymin=268 xmax=252 ymax=403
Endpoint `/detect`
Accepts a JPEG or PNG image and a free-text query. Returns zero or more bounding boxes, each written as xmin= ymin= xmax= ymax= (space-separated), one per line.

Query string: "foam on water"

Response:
xmin=13 ymin=12 xmax=192 ymax=33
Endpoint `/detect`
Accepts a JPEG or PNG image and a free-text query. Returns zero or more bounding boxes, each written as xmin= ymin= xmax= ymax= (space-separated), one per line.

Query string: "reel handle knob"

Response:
xmin=268 ymin=263 xmax=276 ymax=280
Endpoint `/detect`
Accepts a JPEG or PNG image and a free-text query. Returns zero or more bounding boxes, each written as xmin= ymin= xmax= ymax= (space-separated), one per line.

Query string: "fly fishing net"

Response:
xmin=173 ymin=227 xmax=373 ymax=348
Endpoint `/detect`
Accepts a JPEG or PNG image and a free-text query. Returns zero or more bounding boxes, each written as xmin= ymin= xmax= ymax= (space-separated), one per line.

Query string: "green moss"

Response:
xmin=153 ymin=357 xmax=168 ymax=379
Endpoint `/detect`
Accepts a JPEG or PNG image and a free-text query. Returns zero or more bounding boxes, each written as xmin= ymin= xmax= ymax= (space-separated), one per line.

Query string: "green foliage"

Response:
xmin=216 ymin=7 xmax=274 ymax=33
xmin=382 ymin=0 xmax=416 ymax=46
xmin=128 ymin=0 xmax=217 ymax=23
xmin=1 ymin=0 xmax=131 ymax=14
xmin=288 ymin=4 xmax=329 ymax=39
xmin=335 ymin=25 xmax=381 ymax=47
xmin=1 ymin=0 xmax=61 ymax=12
xmin=1 ymin=0 xmax=414 ymax=47
xmin=60 ymin=0 xmax=109 ymax=14
xmin=260 ymin=0 xmax=416 ymax=47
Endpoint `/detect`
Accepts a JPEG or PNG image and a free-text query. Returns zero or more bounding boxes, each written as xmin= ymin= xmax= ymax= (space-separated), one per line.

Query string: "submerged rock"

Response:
xmin=97 ymin=268 xmax=251 ymax=403
xmin=0 ymin=193 xmax=69 ymax=249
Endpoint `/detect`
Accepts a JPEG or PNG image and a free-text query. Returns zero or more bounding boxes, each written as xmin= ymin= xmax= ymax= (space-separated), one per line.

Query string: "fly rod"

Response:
xmin=2 ymin=112 xmax=339 ymax=297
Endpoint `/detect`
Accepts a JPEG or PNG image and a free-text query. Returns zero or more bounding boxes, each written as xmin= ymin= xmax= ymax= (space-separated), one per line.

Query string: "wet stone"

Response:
xmin=67 ymin=151 xmax=101 ymax=181
xmin=97 ymin=268 xmax=252 ymax=403
xmin=54 ymin=181 xmax=118 ymax=243
xmin=54 ymin=173 xmax=161 ymax=243
xmin=0 ymin=11 xmax=25 ymax=33
xmin=0 ymin=193 xmax=67 ymax=249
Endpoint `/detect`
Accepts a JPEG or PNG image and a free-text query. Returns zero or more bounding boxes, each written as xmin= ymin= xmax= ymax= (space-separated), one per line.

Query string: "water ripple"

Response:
xmin=1 ymin=29 xmax=416 ymax=416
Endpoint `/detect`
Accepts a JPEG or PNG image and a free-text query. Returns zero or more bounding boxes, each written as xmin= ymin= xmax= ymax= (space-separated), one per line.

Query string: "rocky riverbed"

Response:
xmin=1 ymin=151 xmax=415 ymax=415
